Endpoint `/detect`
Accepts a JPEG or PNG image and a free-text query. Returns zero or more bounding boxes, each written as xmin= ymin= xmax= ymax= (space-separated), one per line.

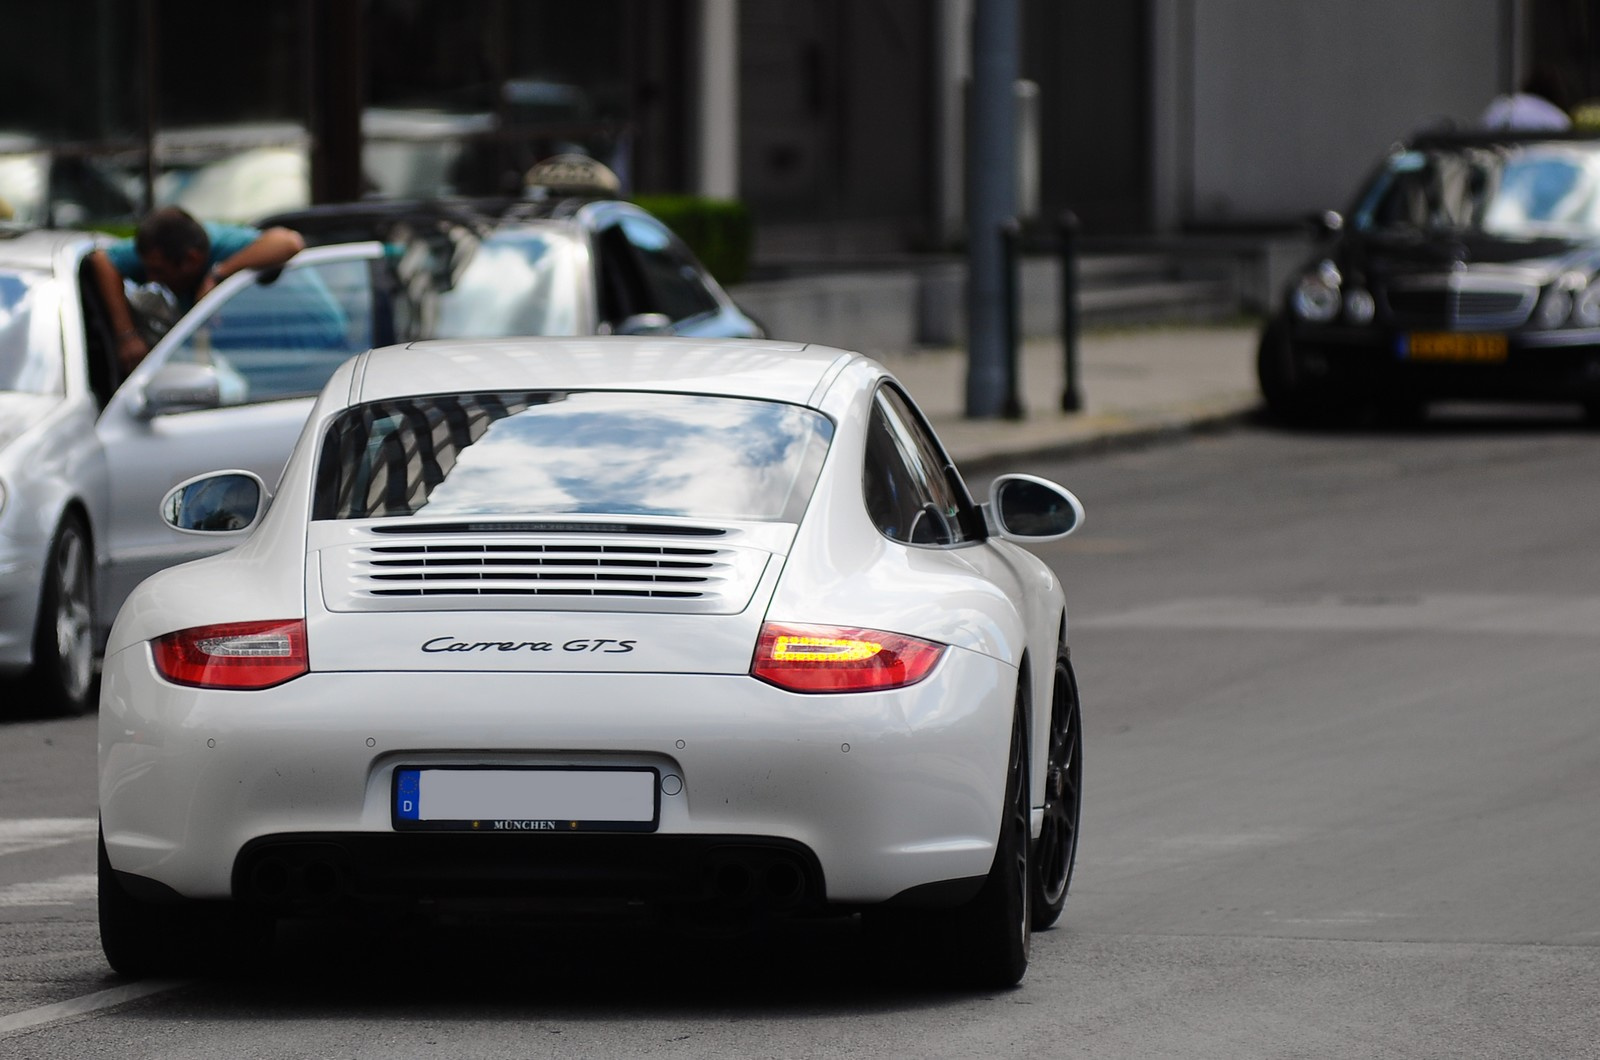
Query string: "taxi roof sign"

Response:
xmin=523 ymin=154 xmax=621 ymax=198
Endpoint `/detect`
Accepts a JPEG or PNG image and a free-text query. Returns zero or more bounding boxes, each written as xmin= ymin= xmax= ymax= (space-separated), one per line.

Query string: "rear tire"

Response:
xmin=1030 ymin=650 xmax=1081 ymax=930
xmin=99 ymin=827 xmax=273 ymax=978
xmin=28 ymin=515 xmax=96 ymax=716
xmin=863 ymin=694 xmax=1032 ymax=989
xmin=952 ymin=695 xmax=1032 ymax=987
xmin=99 ymin=828 xmax=181 ymax=978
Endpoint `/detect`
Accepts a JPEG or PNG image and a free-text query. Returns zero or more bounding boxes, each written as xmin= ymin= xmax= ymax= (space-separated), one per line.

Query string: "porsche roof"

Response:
xmin=348 ymin=337 xmax=862 ymax=406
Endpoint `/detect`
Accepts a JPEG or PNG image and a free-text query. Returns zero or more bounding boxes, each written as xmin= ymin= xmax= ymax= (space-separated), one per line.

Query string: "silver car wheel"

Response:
xmin=53 ymin=526 xmax=94 ymax=702
xmin=32 ymin=517 xmax=95 ymax=714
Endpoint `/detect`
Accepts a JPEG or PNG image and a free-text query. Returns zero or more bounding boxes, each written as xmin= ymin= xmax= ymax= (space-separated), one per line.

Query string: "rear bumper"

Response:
xmin=228 ymin=831 xmax=837 ymax=920
xmin=99 ymin=647 xmax=1015 ymax=910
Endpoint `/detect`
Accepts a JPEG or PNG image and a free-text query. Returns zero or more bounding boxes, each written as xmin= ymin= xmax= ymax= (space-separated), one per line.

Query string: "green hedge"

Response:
xmin=632 ymin=194 xmax=753 ymax=287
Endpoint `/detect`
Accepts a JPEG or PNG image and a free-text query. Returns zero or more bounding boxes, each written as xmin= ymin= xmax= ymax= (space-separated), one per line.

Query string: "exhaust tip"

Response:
xmin=762 ymin=860 xmax=805 ymax=905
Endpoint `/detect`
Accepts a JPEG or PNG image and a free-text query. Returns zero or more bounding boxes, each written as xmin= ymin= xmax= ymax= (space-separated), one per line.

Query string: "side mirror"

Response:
xmin=984 ymin=474 xmax=1084 ymax=542
xmin=160 ymin=470 xmax=267 ymax=535
xmin=612 ymin=312 xmax=674 ymax=336
xmin=139 ymin=362 xmax=222 ymax=418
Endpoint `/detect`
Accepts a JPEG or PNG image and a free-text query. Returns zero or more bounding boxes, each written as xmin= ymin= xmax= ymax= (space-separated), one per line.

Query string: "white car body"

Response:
xmin=98 ymin=337 xmax=1084 ymax=986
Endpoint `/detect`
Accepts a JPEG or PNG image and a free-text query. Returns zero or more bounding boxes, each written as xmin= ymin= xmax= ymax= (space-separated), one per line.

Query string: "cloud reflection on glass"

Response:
xmin=434 ymin=233 xmax=586 ymax=337
xmin=328 ymin=391 xmax=833 ymax=523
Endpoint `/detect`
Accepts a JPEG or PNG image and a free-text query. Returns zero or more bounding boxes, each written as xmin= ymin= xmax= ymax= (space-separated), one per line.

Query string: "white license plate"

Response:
xmin=393 ymin=767 xmax=659 ymax=832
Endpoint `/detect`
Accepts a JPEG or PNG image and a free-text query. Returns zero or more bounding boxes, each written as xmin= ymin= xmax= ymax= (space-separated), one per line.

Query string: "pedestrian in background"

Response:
xmin=1481 ymin=66 xmax=1574 ymax=132
xmin=88 ymin=206 xmax=305 ymax=376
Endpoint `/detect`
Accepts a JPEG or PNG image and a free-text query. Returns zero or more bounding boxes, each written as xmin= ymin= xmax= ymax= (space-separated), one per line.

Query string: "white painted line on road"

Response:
xmin=0 ymin=818 xmax=97 ymax=858
xmin=0 ymin=873 xmax=95 ymax=908
xmin=1081 ymin=593 xmax=1600 ymax=636
xmin=0 ymin=980 xmax=187 ymax=1039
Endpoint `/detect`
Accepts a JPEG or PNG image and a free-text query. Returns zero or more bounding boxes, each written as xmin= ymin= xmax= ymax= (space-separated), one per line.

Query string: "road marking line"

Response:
xmin=0 ymin=819 xmax=97 ymax=858
xmin=0 ymin=873 xmax=96 ymax=908
xmin=1081 ymin=593 xmax=1600 ymax=636
xmin=0 ymin=980 xmax=187 ymax=1038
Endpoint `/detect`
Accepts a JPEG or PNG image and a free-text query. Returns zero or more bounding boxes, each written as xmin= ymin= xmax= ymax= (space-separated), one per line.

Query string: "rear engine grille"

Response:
xmin=361 ymin=543 xmax=725 ymax=598
xmin=321 ymin=533 xmax=776 ymax=614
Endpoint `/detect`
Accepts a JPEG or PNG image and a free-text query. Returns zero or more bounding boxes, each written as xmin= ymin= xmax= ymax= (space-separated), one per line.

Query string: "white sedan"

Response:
xmin=98 ymin=336 xmax=1086 ymax=988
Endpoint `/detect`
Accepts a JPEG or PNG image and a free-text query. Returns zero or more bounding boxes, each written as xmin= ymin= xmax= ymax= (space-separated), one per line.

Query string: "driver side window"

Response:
xmin=167 ymin=258 xmax=375 ymax=406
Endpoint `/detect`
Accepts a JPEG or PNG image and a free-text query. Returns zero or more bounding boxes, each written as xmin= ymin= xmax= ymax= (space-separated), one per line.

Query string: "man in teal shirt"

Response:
xmin=89 ymin=205 xmax=305 ymax=376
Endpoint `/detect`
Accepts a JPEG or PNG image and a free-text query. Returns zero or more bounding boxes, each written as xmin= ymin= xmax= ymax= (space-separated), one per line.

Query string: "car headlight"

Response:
xmin=1291 ymin=262 xmax=1342 ymax=323
xmin=1534 ymin=287 xmax=1573 ymax=329
xmin=1573 ymin=281 xmax=1600 ymax=328
xmin=1343 ymin=288 xmax=1376 ymax=325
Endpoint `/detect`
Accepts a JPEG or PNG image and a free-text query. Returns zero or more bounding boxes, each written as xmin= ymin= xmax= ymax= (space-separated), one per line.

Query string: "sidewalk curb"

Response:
xmin=941 ymin=395 xmax=1263 ymax=472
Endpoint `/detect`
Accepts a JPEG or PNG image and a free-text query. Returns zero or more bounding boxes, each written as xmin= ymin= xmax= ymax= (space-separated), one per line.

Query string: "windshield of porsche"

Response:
xmin=0 ymin=269 xmax=64 ymax=394
xmin=1353 ymin=145 xmax=1600 ymax=238
xmin=313 ymin=391 xmax=834 ymax=522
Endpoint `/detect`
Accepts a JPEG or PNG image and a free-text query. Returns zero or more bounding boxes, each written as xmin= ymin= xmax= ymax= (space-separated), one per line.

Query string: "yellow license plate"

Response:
xmin=1404 ymin=333 xmax=1508 ymax=362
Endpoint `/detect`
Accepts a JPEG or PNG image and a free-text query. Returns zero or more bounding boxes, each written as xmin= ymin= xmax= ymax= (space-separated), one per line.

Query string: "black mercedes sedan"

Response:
xmin=1258 ymin=132 xmax=1600 ymax=423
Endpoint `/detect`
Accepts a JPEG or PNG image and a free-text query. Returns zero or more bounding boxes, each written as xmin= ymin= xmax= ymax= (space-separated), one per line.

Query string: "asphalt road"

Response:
xmin=3 ymin=411 xmax=1599 ymax=1058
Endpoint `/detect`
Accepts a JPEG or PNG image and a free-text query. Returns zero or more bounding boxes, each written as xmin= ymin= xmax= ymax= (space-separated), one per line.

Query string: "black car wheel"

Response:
xmin=863 ymin=692 xmax=1032 ymax=989
xmin=99 ymin=827 xmax=183 ymax=978
xmin=1031 ymin=649 xmax=1081 ymax=929
xmin=29 ymin=515 xmax=96 ymax=715
xmin=1257 ymin=318 xmax=1335 ymax=426
xmin=946 ymin=693 xmax=1031 ymax=988
xmin=99 ymin=827 xmax=273 ymax=978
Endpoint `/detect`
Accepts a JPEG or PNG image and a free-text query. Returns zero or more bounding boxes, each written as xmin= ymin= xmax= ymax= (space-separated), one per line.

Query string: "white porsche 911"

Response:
xmin=98 ymin=336 xmax=1085 ymax=988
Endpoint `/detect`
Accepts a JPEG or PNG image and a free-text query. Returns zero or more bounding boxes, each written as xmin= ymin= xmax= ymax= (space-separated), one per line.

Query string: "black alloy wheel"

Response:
xmin=952 ymin=693 xmax=1031 ymax=988
xmin=860 ymin=693 xmax=1032 ymax=989
xmin=1031 ymin=649 xmax=1081 ymax=929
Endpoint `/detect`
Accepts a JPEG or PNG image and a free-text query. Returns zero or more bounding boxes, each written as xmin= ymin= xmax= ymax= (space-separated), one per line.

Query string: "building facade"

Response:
xmin=1 ymin=0 xmax=1590 ymax=258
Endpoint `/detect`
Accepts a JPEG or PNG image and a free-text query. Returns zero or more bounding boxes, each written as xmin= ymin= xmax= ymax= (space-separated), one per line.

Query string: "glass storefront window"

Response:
xmin=147 ymin=0 xmax=311 ymax=223
xmin=0 ymin=0 xmax=143 ymax=226
xmin=0 ymin=2 xmax=672 ymax=228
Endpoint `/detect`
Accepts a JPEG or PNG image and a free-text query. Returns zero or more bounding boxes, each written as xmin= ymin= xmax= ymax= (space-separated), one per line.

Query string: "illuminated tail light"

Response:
xmin=751 ymin=622 xmax=945 ymax=693
xmin=152 ymin=620 xmax=309 ymax=690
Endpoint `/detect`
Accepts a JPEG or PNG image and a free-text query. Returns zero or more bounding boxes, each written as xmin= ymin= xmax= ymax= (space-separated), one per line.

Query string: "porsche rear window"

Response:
xmin=313 ymin=390 xmax=833 ymax=523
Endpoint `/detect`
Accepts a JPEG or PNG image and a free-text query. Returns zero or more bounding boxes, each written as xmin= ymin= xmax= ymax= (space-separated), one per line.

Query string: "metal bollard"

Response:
xmin=1059 ymin=210 xmax=1083 ymax=412
xmin=1000 ymin=218 xmax=1024 ymax=419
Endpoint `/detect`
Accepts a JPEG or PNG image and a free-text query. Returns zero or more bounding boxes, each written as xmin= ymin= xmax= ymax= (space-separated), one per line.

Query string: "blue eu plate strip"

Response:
xmin=395 ymin=769 xmax=421 ymax=820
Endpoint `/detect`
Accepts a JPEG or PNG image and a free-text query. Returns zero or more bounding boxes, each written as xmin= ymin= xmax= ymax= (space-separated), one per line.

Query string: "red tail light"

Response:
xmin=751 ymin=622 xmax=945 ymax=693
xmin=152 ymin=620 xmax=309 ymax=690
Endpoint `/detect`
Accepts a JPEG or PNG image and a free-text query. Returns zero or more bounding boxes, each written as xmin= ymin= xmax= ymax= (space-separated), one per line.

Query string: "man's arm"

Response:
xmin=87 ymin=249 xmax=149 ymax=375
xmin=198 ymin=226 xmax=307 ymax=298
xmin=211 ymin=227 xmax=305 ymax=281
